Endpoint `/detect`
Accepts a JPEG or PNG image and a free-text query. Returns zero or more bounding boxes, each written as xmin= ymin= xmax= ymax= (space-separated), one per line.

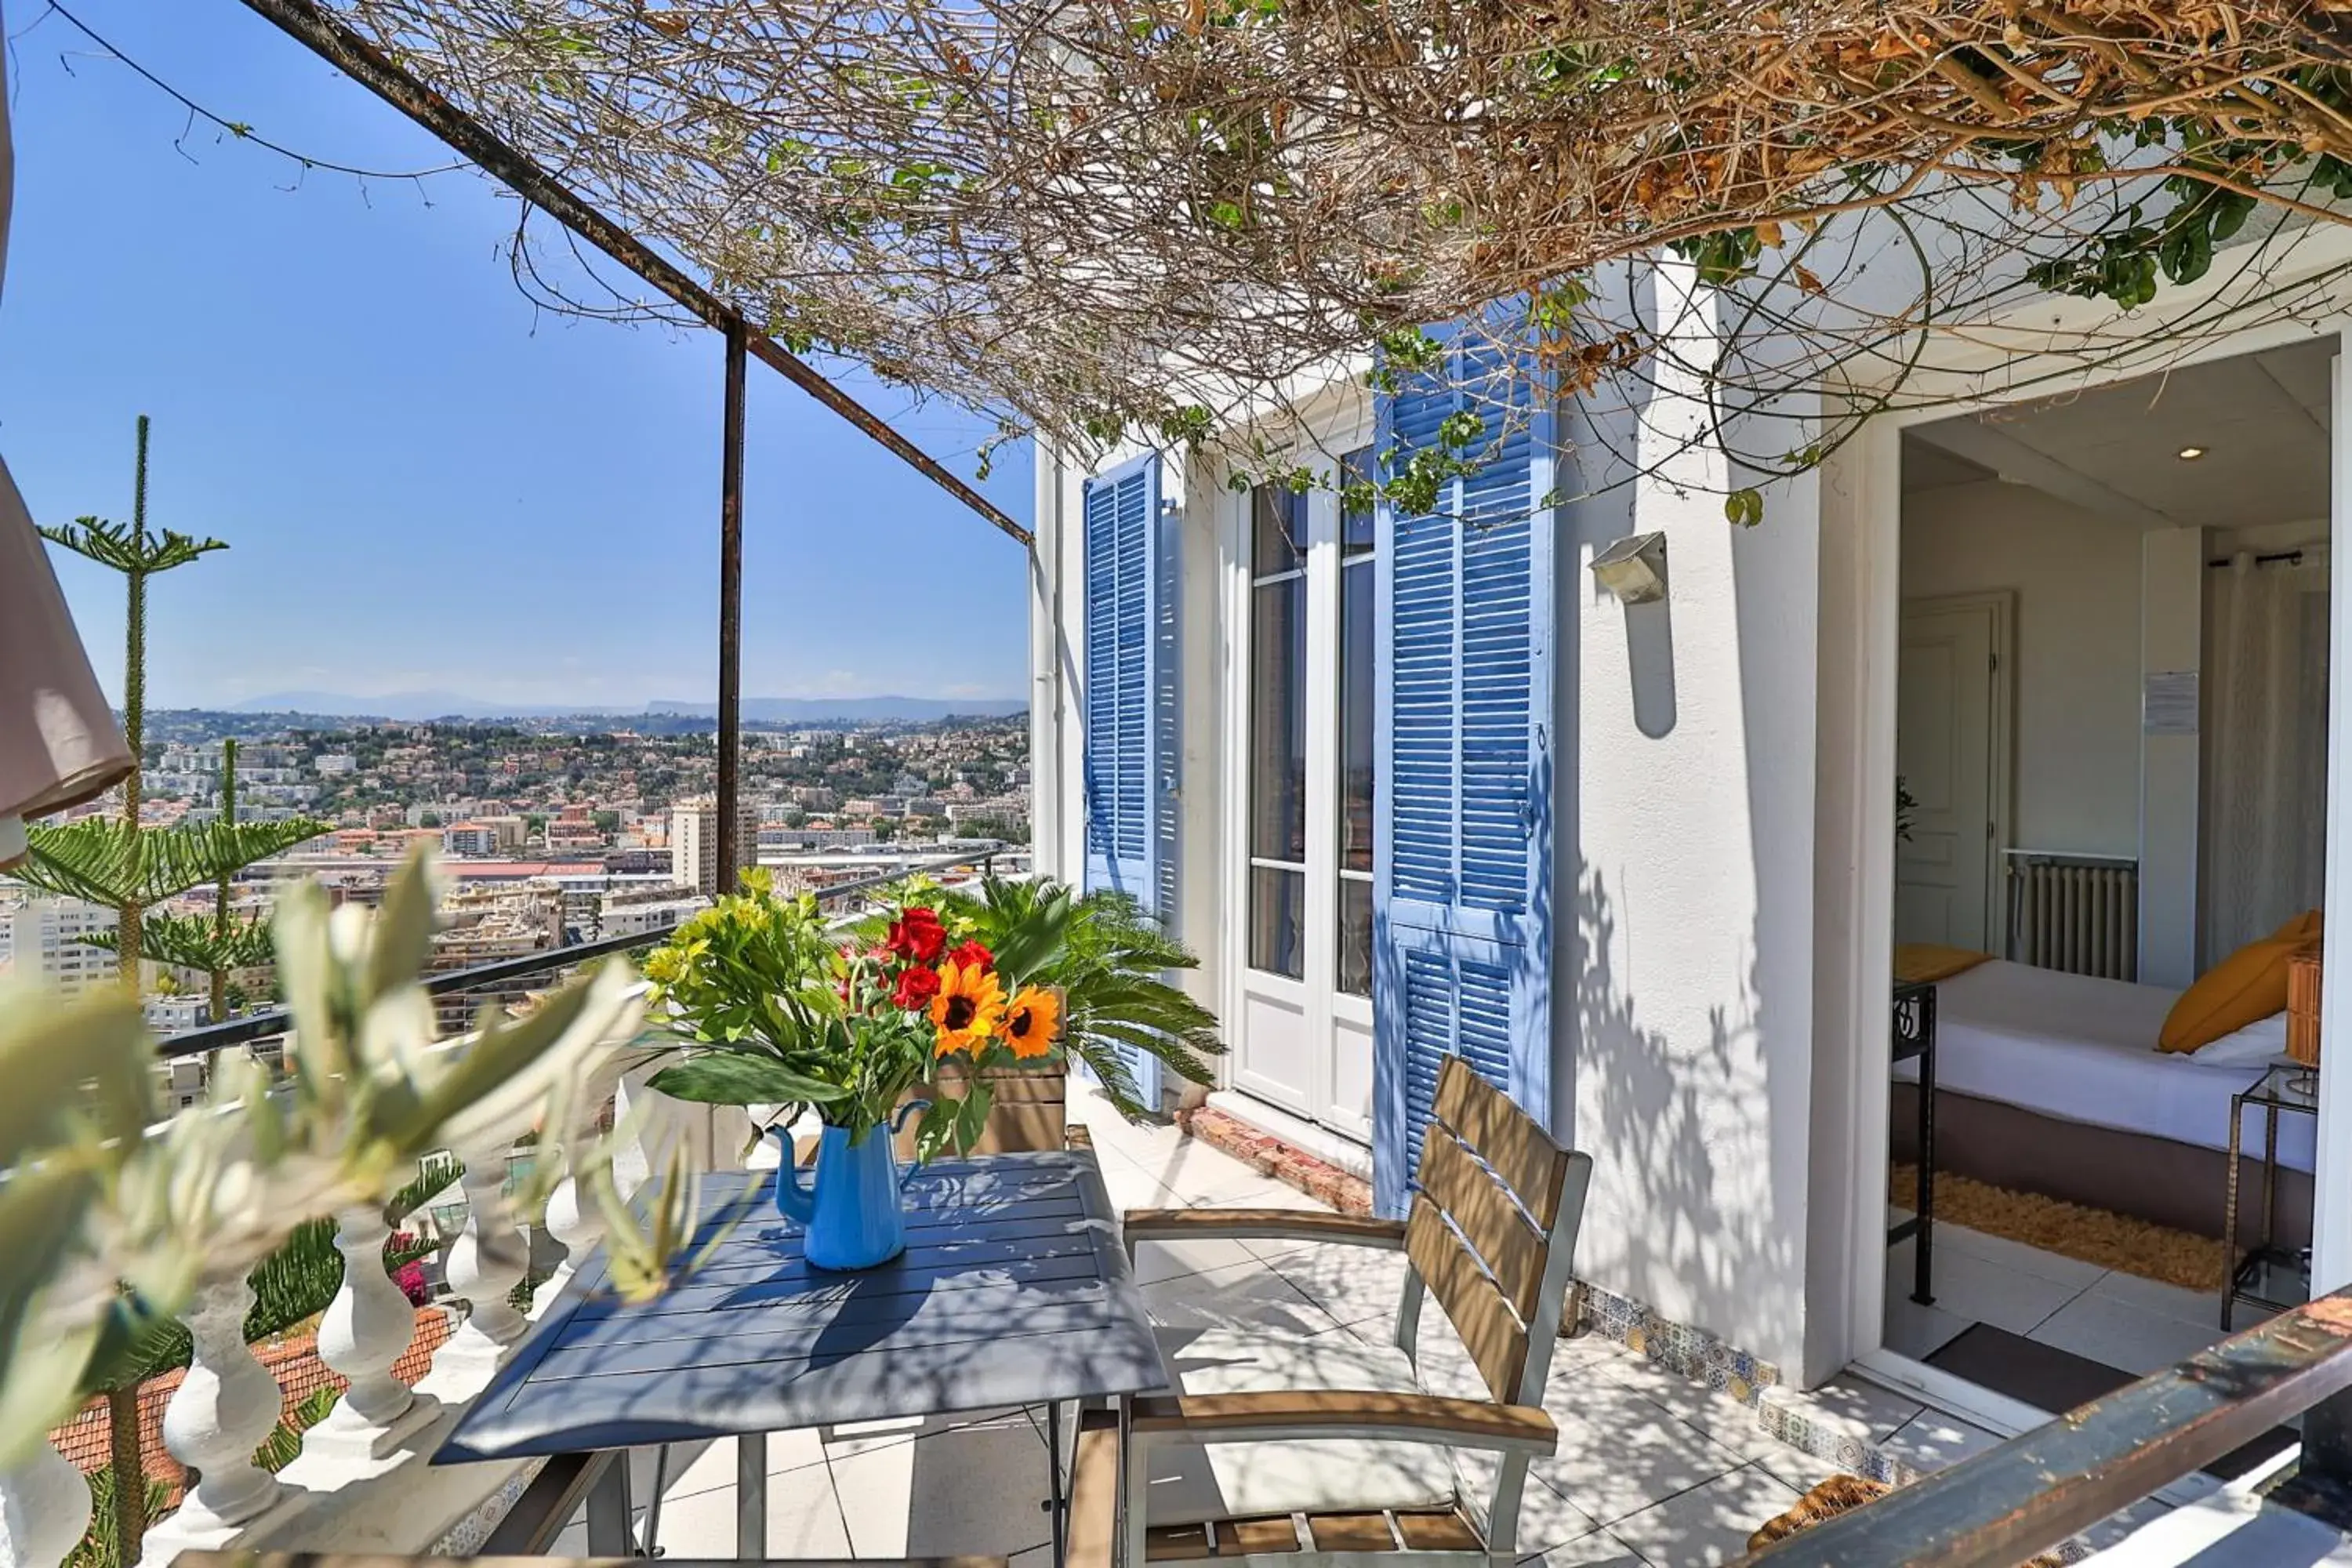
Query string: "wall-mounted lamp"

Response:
xmin=1590 ymin=532 xmax=1669 ymax=606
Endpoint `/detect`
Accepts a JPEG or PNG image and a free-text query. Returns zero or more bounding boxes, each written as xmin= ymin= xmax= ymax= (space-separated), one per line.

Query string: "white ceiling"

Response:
xmin=1903 ymin=337 xmax=2334 ymax=532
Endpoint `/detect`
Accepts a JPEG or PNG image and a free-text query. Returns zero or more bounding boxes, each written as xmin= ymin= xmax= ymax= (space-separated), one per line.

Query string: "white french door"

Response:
xmin=1226 ymin=441 xmax=1377 ymax=1144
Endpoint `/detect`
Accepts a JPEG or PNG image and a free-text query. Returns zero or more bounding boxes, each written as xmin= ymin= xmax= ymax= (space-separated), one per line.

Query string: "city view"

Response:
xmin=0 ymin=706 xmax=1031 ymax=1038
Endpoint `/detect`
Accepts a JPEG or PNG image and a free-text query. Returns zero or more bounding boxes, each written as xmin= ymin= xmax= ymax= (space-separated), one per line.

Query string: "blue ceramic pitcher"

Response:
xmin=768 ymin=1102 xmax=927 ymax=1270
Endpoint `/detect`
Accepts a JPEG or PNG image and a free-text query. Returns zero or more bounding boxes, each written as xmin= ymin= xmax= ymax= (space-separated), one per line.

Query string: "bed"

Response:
xmin=1890 ymin=959 xmax=2311 ymax=1243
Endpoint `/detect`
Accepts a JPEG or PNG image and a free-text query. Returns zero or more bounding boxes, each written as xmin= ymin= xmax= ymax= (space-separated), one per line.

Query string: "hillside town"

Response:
xmin=0 ymin=710 xmax=1029 ymax=1036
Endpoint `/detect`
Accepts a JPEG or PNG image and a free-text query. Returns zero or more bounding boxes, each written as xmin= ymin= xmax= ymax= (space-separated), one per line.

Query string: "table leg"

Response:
xmin=586 ymin=1450 xmax=635 ymax=1556
xmin=2223 ymin=1091 xmax=2245 ymax=1331
xmin=1914 ymin=1017 xmax=1936 ymax=1306
xmin=739 ymin=1431 xmax=767 ymax=1562
xmin=644 ymin=1444 xmax=671 ymax=1558
xmin=1047 ymin=1399 xmax=1067 ymax=1568
xmin=2263 ymin=1103 xmax=2281 ymax=1254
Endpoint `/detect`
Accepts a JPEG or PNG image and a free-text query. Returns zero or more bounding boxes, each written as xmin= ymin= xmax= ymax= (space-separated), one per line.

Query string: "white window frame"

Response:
xmin=1219 ymin=408 xmax=1377 ymax=1142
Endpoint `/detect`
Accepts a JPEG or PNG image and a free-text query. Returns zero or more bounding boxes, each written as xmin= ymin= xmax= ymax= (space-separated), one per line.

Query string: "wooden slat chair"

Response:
xmin=1098 ymin=1057 xmax=1593 ymax=1567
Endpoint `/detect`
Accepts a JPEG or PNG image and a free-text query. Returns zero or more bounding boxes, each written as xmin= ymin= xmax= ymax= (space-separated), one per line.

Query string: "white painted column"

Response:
xmin=1029 ymin=446 xmax=1069 ymax=882
xmin=431 ymin=1139 xmax=530 ymax=1382
xmin=2313 ymin=336 xmax=2352 ymax=1293
xmin=2138 ymin=526 xmax=2205 ymax=988
xmin=137 ymin=1277 xmax=297 ymax=1566
xmin=301 ymin=1203 xmax=439 ymax=1461
xmin=0 ymin=1439 xmax=93 ymax=1568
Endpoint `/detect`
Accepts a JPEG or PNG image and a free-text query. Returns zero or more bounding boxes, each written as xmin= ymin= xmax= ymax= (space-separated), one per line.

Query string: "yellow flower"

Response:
xmin=929 ymin=959 xmax=1006 ymax=1056
xmin=1001 ymin=986 xmax=1062 ymax=1060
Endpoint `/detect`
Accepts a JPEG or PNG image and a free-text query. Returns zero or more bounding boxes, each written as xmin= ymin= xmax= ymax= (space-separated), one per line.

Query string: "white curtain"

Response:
xmin=2201 ymin=551 xmax=2330 ymax=965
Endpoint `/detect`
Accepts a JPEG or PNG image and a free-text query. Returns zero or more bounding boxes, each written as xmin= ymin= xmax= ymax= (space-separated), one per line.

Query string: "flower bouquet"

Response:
xmin=641 ymin=868 xmax=1072 ymax=1163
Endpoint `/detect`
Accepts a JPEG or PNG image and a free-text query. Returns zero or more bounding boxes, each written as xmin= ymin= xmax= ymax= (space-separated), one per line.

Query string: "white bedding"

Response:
xmin=1893 ymin=960 xmax=2312 ymax=1172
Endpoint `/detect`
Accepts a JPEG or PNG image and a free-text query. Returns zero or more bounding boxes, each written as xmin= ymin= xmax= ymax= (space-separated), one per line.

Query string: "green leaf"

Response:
xmin=989 ymin=887 xmax=1073 ymax=980
xmin=649 ymin=1052 xmax=852 ymax=1106
xmin=18 ymin=817 xmax=331 ymax=907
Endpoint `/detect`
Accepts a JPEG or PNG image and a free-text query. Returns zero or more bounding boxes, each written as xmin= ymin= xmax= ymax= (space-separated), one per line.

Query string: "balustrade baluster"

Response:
xmin=0 ymin=1438 xmax=93 ymax=1568
xmin=300 ymin=1201 xmax=439 ymax=1461
xmin=532 ymin=1145 xmax=604 ymax=1315
xmin=431 ymin=1137 xmax=529 ymax=1385
xmin=137 ymin=1276 xmax=296 ymax=1566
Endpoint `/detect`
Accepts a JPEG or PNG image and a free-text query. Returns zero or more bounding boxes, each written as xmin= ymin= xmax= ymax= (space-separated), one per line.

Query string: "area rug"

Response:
xmin=1890 ymin=1164 xmax=2225 ymax=1291
xmin=1926 ymin=1323 xmax=2294 ymax=1481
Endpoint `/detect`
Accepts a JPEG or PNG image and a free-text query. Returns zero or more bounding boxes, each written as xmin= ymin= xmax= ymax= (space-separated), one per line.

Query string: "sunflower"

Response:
xmin=929 ymin=958 xmax=1007 ymax=1056
xmin=1001 ymin=986 xmax=1062 ymax=1060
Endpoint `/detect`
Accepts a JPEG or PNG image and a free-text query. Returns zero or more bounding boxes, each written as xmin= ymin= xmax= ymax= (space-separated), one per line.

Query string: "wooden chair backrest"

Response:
xmin=1402 ymin=1056 xmax=1590 ymax=1406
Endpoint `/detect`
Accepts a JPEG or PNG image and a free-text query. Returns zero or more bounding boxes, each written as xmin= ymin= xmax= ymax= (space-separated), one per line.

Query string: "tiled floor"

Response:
xmin=1881 ymin=1207 xmax=2270 ymax=1377
xmin=538 ymin=1095 xmax=2327 ymax=1566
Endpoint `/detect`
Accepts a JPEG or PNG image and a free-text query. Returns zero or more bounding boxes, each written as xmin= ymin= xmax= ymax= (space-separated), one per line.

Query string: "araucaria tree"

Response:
xmin=23 ymin=418 xmax=327 ymax=1013
xmin=16 ymin=418 xmax=326 ymax=1555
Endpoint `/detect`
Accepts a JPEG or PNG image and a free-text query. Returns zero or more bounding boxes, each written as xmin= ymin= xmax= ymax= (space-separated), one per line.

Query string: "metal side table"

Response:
xmin=1890 ymin=978 xmax=1936 ymax=1306
xmin=2222 ymin=1062 xmax=2317 ymax=1330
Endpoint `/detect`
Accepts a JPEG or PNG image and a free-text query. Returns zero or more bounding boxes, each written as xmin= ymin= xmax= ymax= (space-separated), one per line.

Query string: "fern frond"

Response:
xmin=19 ymin=818 xmax=331 ymax=907
xmin=76 ymin=913 xmax=276 ymax=975
xmin=37 ymin=517 xmax=226 ymax=575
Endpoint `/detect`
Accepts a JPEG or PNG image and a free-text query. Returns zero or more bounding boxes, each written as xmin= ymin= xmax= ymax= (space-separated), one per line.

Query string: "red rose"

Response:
xmin=947 ymin=939 xmax=995 ymax=974
xmin=892 ymin=964 xmax=943 ymax=1010
xmin=887 ymin=907 xmax=947 ymax=964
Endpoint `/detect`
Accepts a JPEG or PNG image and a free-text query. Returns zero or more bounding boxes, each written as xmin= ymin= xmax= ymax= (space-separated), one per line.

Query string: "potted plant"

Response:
xmin=640 ymin=870 xmax=1221 ymax=1267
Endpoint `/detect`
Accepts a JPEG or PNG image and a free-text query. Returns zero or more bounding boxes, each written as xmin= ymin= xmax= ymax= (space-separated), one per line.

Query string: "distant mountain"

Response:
xmin=646 ymin=696 xmax=1028 ymax=722
xmin=227 ymin=691 xmax=1026 ymax=723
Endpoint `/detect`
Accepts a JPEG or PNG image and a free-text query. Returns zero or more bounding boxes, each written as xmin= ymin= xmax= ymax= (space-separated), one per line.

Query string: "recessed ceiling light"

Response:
xmin=2177 ymin=445 xmax=2209 ymax=461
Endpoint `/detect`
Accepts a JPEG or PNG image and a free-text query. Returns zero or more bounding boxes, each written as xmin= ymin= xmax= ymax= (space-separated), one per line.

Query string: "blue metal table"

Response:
xmin=439 ymin=1149 xmax=1164 ymax=1563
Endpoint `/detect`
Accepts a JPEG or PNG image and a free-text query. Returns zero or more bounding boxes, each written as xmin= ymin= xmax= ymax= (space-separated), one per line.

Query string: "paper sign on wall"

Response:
xmin=2143 ymin=671 xmax=2199 ymax=736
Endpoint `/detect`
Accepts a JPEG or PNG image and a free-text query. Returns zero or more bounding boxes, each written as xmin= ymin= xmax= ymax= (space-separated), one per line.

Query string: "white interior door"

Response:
xmin=1896 ymin=598 xmax=2002 ymax=949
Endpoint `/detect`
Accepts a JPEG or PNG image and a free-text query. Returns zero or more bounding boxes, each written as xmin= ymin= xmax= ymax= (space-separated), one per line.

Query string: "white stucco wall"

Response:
xmin=1553 ymin=262 xmax=1824 ymax=1377
xmin=1900 ymin=478 xmax=2147 ymax=859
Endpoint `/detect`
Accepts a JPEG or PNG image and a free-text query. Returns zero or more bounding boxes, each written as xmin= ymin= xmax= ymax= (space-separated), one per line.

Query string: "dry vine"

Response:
xmin=324 ymin=0 xmax=2352 ymax=502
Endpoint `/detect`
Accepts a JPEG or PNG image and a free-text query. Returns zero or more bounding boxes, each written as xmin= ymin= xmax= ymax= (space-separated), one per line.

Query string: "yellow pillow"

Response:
xmin=2159 ymin=925 xmax=2314 ymax=1054
xmin=2274 ymin=909 xmax=2324 ymax=943
xmin=1895 ymin=944 xmax=1993 ymax=985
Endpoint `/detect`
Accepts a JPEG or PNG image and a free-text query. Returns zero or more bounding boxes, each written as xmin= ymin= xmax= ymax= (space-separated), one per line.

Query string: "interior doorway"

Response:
xmin=1860 ymin=334 xmax=2339 ymax=1454
xmin=1895 ymin=593 xmax=2012 ymax=953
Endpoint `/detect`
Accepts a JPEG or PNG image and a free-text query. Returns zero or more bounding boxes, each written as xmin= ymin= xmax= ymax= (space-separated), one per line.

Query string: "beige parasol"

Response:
xmin=0 ymin=0 xmax=133 ymax=868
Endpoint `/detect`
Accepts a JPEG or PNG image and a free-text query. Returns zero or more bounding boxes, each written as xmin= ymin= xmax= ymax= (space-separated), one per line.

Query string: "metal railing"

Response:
xmin=155 ymin=844 xmax=1002 ymax=1060
xmin=1737 ymin=1286 xmax=2352 ymax=1564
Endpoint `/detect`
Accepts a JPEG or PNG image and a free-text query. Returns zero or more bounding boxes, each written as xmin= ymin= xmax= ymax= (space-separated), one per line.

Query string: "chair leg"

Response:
xmin=1120 ymin=1399 xmax=1149 ymax=1568
xmin=1486 ymin=1453 xmax=1529 ymax=1561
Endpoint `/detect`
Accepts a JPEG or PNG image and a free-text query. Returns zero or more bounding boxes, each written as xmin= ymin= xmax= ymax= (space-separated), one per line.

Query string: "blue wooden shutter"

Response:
xmin=1081 ymin=452 xmax=1173 ymax=1108
xmin=1372 ymin=322 xmax=1557 ymax=1216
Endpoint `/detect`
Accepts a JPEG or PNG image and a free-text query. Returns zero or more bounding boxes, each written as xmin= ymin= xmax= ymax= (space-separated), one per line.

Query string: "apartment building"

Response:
xmin=669 ymin=794 xmax=761 ymax=895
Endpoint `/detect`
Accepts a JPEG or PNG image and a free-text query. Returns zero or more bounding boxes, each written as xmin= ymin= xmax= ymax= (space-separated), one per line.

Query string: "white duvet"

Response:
xmin=1892 ymin=960 xmax=2313 ymax=1172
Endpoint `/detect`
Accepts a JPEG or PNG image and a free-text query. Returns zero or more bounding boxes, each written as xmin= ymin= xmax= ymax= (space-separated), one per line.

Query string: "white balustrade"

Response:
xmin=532 ymin=1145 xmax=605 ymax=1314
xmin=0 ymin=1437 xmax=92 ymax=1568
xmin=137 ymin=1275 xmax=299 ymax=1566
xmin=300 ymin=1202 xmax=439 ymax=1461
xmin=431 ymin=1137 xmax=530 ymax=1383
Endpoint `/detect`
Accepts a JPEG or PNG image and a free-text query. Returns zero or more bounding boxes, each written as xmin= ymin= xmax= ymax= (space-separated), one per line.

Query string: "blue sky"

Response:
xmin=2 ymin=2 xmax=1034 ymax=712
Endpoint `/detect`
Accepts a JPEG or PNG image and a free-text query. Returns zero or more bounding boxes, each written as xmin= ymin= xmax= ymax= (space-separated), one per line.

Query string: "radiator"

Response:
xmin=2006 ymin=853 xmax=2139 ymax=982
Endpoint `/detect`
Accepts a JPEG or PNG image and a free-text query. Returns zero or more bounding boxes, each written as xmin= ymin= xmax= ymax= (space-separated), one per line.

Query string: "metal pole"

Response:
xmin=236 ymin=0 xmax=1029 ymax=548
xmin=717 ymin=321 xmax=747 ymax=896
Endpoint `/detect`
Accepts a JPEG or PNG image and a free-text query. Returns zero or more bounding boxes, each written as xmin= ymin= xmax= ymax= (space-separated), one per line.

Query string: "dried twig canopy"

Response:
xmin=329 ymin=1 xmax=2352 ymax=481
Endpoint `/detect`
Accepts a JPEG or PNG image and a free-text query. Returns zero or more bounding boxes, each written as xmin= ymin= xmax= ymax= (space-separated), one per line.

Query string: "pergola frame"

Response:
xmin=239 ymin=0 xmax=1030 ymax=890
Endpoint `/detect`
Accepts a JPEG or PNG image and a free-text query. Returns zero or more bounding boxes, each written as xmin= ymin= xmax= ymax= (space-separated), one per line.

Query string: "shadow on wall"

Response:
xmin=1572 ymin=866 xmax=1799 ymax=1360
xmin=1547 ymin=259 xmax=1809 ymax=1367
